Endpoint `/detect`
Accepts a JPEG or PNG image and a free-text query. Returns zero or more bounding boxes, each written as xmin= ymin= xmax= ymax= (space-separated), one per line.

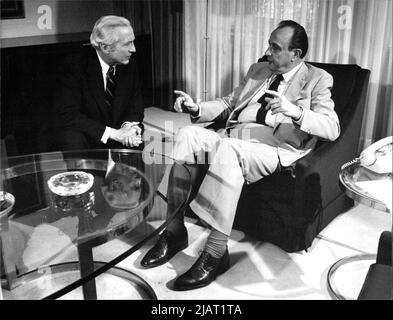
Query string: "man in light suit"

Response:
xmin=141 ymin=20 xmax=340 ymax=290
xmin=54 ymin=16 xmax=144 ymax=150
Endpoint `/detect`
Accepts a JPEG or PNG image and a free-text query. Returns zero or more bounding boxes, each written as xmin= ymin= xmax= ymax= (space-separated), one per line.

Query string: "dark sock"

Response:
xmin=203 ymin=228 xmax=228 ymax=258
xmin=165 ymin=214 xmax=186 ymax=236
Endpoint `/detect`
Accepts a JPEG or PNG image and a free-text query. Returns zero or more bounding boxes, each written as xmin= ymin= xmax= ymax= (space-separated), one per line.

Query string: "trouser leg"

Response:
xmin=159 ymin=126 xmax=279 ymax=237
xmin=157 ymin=126 xmax=223 ymax=216
xmin=190 ymin=137 xmax=279 ymax=236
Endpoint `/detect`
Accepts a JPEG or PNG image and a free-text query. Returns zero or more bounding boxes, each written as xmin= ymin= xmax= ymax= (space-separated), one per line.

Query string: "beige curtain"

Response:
xmin=183 ymin=0 xmax=392 ymax=149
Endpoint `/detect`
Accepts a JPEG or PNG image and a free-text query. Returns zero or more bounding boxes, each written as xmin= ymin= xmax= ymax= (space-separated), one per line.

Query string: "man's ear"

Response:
xmin=293 ymin=49 xmax=302 ymax=59
xmin=100 ymin=43 xmax=111 ymax=54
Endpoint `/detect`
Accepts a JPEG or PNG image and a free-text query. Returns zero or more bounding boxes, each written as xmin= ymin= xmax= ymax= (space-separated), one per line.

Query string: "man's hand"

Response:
xmin=264 ymin=89 xmax=302 ymax=120
xmin=122 ymin=124 xmax=142 ymax=147
xmin=110 ymin=124 xmax=142 ymax=147
xmin=173 ymin=90 xmax=199 ymax=115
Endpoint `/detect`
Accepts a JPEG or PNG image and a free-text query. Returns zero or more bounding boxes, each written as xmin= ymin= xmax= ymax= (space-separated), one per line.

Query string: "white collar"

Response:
xmin=96 ymin=50 xmax=114 ymax=74
xmin=280 ymin=61 xmax=304 ymax=82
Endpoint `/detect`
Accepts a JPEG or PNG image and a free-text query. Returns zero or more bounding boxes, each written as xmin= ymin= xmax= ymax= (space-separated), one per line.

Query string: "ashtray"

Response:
xmin=47 ymin=171 xmax=94 ymax=196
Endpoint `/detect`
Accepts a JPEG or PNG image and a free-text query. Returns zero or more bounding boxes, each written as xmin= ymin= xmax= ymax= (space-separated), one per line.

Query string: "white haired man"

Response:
xmin=54 ymin=15 xmax=144 ymax=150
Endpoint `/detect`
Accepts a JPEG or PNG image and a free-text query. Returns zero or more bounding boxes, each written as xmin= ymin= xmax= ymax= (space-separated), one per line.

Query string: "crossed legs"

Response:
xmin=141 ymin=125 xmax=279 ymax=290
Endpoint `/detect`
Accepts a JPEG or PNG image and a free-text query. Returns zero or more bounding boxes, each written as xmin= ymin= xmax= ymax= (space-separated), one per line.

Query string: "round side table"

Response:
xmin=327 ymin=159 xmax=391 ymax=300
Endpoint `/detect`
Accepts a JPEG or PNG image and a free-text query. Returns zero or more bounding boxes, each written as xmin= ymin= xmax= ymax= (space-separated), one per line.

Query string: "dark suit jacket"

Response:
xmin=54 ymin=46 xmax=144 ymax=144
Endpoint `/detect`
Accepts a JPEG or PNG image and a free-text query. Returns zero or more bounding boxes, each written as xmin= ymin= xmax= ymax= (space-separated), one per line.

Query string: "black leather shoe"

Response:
xmin=140 ymin=229 xmax=188 ymax=268
xmin=173 ymin=249 xmax=230 ymax=291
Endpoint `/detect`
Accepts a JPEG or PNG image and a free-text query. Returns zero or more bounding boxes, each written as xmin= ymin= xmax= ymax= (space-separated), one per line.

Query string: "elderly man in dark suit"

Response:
xmin=54 ymin=15 xmax=144 ymax=150
xmin=141 ymin=20 xmax=340 ymax=291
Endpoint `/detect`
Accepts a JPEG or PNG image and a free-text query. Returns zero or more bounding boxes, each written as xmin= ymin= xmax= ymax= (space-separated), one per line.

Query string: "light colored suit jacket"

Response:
xmin=193 ymin=62 xmax=340 ymax=166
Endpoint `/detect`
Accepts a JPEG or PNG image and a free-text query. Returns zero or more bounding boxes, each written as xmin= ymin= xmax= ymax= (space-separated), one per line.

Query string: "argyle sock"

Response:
xmin=203 ymin=228 xmax=229 ymax=258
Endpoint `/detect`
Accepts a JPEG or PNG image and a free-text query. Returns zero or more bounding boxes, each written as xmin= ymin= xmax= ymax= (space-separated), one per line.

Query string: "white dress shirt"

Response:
xmin=96 ymin=52 xmax=115 ymax=143
xmin=96 ymin=51 xmax=116 ymax=90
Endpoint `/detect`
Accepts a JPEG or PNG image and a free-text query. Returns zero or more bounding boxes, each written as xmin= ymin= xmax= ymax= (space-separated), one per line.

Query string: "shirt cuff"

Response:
xmin=100 ymin=126 xmax=113 ymax=144
xmin=190 ymin=103 xmax=201 ymax=119
xmin=121 ymin=121 xmax=140 ymax=128
xmin=292 ymin=106 xmax=304 ymax=125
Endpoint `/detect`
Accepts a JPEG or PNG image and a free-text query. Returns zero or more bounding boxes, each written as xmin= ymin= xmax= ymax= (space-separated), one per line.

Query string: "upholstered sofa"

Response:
xmin=234 ymin=62 xmax=371 ymax=252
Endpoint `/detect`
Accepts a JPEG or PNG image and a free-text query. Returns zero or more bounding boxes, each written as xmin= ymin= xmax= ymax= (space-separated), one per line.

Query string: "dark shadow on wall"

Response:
xmin=148 ymin=0 xmax=184 ymax=110
xmin=1 ymin=41 xmax=87 ymax=156
xmin=114 ymin=0 xmax=184 ymax=110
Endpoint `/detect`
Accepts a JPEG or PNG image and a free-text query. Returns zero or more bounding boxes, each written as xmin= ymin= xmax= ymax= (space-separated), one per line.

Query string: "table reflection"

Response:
xmin=101 ymin=162 xmax=143 ymax=209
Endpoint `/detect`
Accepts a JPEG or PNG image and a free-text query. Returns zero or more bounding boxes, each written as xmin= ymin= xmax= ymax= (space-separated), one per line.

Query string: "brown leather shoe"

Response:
xmin=173 ymin=249 xmax=230 ymax=291
xmin=140 ymin=229 xmax=188 ymax=268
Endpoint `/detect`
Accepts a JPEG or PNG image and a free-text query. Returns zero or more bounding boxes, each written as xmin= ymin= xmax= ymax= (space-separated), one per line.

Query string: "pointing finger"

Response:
xmin=264 ymin=89 xmax=281 ymax=97
xmin=174 ymin=90 xmax=191 ymax=100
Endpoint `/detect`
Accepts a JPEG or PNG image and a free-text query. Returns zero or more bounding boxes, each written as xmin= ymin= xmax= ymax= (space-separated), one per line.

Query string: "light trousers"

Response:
xmin=160 ymin=125 xmax=280 ymax=236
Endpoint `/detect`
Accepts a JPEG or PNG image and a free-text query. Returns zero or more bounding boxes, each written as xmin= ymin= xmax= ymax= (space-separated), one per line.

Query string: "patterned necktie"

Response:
xmin=105 ymin=65 xmax=116 ymax=108
xmin=257 ymin=73 xmax=284 ymax=107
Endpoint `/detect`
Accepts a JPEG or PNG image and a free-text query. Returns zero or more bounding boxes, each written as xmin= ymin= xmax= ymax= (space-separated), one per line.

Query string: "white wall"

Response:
xmin=0 ymin=0 xmax=114 ymax=40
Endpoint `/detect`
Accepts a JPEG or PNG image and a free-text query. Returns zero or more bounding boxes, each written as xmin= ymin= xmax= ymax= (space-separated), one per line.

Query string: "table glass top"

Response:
xmin=0 ymin=149 xmax=192 ymax=299
xmin=339 ymin=159 xmax=392 ymax=212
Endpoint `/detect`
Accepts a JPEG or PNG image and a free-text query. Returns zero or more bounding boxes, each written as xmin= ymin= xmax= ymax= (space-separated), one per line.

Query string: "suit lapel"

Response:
xmin=112 ymin=64 xmax=129 ymax=123
xmin=86 ymin=52 xmax=108 ymax=115
xmin=283 ymin=62 xmax=309 ymax=102
xmin=230 ymin=66 xmax=273 ymax=120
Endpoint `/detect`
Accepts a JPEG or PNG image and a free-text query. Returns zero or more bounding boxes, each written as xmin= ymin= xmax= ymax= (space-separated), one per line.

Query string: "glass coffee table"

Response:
xmin=0 ymin=149 xmax=191 ymax=300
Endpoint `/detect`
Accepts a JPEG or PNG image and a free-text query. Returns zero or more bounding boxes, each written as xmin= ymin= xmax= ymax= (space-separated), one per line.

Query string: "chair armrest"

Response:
xmin=291 ymin=131 xmax=363 ymax=219
xmin=295 ymin=66 xmax=370 ymax=179
xmin=290 ymin=141 xmax=341 ymax=220
xmin=293 ymin=68 xmax=370 ymax=213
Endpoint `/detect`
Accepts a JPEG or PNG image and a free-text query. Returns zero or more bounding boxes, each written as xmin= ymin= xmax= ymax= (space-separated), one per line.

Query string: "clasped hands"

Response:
xmin=110 ymin=122 xmax=142 ymax=147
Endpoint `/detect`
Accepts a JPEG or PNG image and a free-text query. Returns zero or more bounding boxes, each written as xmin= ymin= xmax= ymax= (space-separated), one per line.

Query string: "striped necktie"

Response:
xmin=105 ymin=65 xmax=116 ymax=108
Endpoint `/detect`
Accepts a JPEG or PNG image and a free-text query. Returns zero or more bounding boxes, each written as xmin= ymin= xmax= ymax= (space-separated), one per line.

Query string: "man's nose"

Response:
xmin=265 ymin=47 xmax=272 ymax=56
xmin=129 ymin=43 xmax=136 ymax=53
